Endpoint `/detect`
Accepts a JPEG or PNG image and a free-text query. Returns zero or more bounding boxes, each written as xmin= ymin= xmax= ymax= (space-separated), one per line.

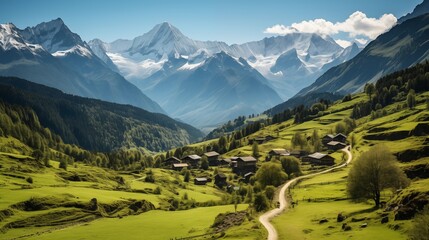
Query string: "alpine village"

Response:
xmin=1 ymin=1 xmax=429 ymax=240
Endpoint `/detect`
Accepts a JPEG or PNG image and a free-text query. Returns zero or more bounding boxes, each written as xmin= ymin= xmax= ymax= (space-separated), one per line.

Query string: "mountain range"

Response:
xmin=0 ymin=18 xmax=164 ymax=114
xmin=90 ymin=22 xmax=359 ymax=127
xmin=2 ymin=1 xmax=427 ymax=131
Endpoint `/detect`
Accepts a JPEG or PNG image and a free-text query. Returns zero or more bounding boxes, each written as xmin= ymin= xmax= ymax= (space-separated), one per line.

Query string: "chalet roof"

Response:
xmin=307 ymin=152 xmax=328 ymax=159
xmin=327 ymin=141 xmax=346 ymax=146
xmin=270 ymin=149 xmax=290 ymax=155
xmin=324 ymin=134 xmax=335 ymax=139
xmin=204 ymin=151 xmax=220 ymax=157
xmin=238 ymin=156 xmax=257 ymax=162
xmin=216 ymin=173 xmax=227 ymax=178
xmin=195 ymin=177 xmax=208 ymax=182
xmin=173 ymin=163 xmax=189 ymax=168
xmin=183 ymin=154 xmax=201 ymax=160
xmin=225 ymin=157 xmax=238 ymax=162
xmin=290 ymin=150 xmax=308 ymax=155
xmin=244 ymin=172 xmax=254 ymax=177
xmin=334 ymin=133 xmax=347 ymax=138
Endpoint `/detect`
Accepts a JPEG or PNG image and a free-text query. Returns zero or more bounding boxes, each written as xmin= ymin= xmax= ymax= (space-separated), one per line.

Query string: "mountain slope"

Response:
xmin=295 ymin=13 xmax=429 ymax=97
xmin=0 ymin=76 xmax=203 ymax=152
xmin=0 ymin=19 xmax=164 ymax=114
xmin=398 ymin=0 xmax=429 ymax=23
xmin=144 ymin=52 xmax=283 ymax=128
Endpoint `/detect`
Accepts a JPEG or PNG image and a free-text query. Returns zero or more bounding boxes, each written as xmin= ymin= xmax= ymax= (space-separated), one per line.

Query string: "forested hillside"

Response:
xmin=0 ymin=77 xmax=203 ymax=152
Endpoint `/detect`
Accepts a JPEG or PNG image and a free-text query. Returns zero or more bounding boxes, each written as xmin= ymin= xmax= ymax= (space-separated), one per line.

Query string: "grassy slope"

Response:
xmin=1 ymin=90 xmax=428 ymax=240
xmin=7 ymin=205 xmax=248 ymax=240
xmin=267 ymin=93 xmax=429 ymax=240
xmin=0 ymin=144 xmax=229 ymax=240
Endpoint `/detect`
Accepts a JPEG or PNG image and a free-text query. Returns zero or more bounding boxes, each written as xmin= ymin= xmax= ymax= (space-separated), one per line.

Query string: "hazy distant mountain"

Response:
xmin=0 ymin=18 xmax=164 ymax=114
xmin=91 ymin=23 xmax=356 ymax=101
xmin=143 ymin=52 xmax=282 ymax=127
xmin=295 ymin=13 xmax=429 ymax=97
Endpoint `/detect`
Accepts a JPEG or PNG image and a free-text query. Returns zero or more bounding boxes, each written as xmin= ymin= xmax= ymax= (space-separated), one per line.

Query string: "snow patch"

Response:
xmin=178 ymin=61 xmax=203 ymax=71
xmin=52 ymin=45 xmax=93 ymax=57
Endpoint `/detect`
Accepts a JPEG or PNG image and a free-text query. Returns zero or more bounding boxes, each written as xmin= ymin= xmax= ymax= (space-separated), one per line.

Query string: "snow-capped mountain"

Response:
xmin=0 ymin=18 xmax=164 ymax=114
xmin=92 ymin=22 xmax=358 ymax=101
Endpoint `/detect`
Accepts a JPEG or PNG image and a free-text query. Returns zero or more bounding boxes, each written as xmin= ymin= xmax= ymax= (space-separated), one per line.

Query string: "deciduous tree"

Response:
xmin=280 ymin=156 xmax=302 ymax=179
xmin=255 ymin=162 xmax=287 ymax=188
xmin=347 ymin=145 xmax=409 ymax=208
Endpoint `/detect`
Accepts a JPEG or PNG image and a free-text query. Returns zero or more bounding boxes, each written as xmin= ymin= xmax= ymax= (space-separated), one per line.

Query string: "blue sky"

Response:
xmin=0 ymin=0 xmax=422 ymax=45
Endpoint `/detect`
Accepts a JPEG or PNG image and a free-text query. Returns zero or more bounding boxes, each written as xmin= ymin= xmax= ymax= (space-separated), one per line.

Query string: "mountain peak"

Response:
xmin=129 ymin=22 xmax=196 ymax=59
xmin=159 ymin=21 xmax=173 ymax=29
xmin=20 ymin=18 xmax=84 ymax=53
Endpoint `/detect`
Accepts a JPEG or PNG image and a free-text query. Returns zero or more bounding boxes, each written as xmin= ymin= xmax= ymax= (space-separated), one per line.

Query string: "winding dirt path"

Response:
xmin=259 ymin=146 xmax=352 ymax=240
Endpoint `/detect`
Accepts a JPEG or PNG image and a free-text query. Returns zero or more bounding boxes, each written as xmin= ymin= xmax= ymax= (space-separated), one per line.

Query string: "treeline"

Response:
xmin=205 ymin=114 xmax=268 ymax=140
xmin=0 ymin=100 xmax=160 ymax=171
xmin=0 ymin=77 xmax=203 ymax=152
xmin=351 ymin=61 xmax=429 ymax=119
xmin=271 ymin=100 xmax=331 ymax=124
xmin=205 ymin=116 xmax=247 ymax=140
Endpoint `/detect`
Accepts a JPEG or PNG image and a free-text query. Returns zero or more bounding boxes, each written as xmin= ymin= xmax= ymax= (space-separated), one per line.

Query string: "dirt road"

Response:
xmin=259 ymin=147 xmax=352 ymax=240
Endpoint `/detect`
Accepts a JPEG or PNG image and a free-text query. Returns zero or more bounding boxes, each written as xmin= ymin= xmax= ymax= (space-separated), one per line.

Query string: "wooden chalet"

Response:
xmin=181 ymin=155 xmax=201 ymax=168
xmin=302 ymin=152 xmax=335 ymax=166
xmin=248 ymin=137 xmax=266 ymax=145
xmin=290 ymin=150 xmax=309 ymax=159
xmin=322 ymin=134 xmax=335 ymax=145
xmin=194 ymin=177 xmax=208 ymax=185
xmin=172 ymin=163 xmax=189 ymax=171
xmin=268 ymin=149 xmax=290 ymax=159
xmin=204 ymin=151 xmax=220 ymax=166
xmin=327 ymin=141 xmax=347 ymax=151
xmin=164 ymin=157 xmax=181 ymax=167
xmin=214 ymin=173 xmax=227 ymax=187
xmin=232 ymin=156 xmax=257 ymax=175
xmin=218 ymin=158 xmax=231 ymax=166
xmin=333 ymin=133 xmax=347 ymax=143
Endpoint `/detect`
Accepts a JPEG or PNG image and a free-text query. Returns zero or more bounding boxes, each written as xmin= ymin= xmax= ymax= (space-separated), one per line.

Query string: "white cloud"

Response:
xmin=335 ymin=39 xmax=352 ymax=48
xmin=264 ymin=11 xmax=397 ymax=41
xmin=264 ymin=24 xmax=297 ymax=35
xmin=291 ymin=18 xmax=338 ymax=36
xmin=336 ymin=11 xmax=397 ymax=39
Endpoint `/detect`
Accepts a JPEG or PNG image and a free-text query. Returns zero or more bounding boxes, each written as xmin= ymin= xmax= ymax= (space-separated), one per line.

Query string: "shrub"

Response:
xmin=26 ymin=177 xmax=33 ymax=184
xmin=154 ymin=186 xmax=162 ymax=194
xmin=59 ymin=159 xmax=67 ymax=170
xmin=254 ymin=193 xmax=269 ymax=212
xmin=264 ymin=185 xmax=276 ymax=201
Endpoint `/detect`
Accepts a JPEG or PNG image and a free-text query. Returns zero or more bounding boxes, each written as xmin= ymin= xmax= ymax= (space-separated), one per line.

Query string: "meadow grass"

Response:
xmin=22 ymin=204 xmax=248 ymax=240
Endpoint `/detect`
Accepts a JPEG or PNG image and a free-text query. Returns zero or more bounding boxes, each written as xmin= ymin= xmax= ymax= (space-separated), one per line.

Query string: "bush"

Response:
xmin=254 ymin=193 xmax=269 ymax=212
xmin=26 ymin=177 xmax=33 ymax=184
xmin=154 ymin=186 xmax=162 ymax=194
xmin=145 ymin=174 xmax=155 ymax=183
xmin=409 ymin=205 xmax=429 ymax=240
xmin=264 ymin=185 xmax=276 ymax=201
xmin=59 ymin=159 xmax=67 ymax=170
xmin=255 ymin=162 xmax=287 ymax=188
